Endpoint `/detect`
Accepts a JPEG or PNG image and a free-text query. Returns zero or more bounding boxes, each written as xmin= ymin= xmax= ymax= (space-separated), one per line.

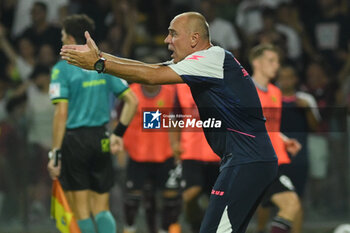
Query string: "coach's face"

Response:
xmin=164 ymin=15 xmax=193 ymax=63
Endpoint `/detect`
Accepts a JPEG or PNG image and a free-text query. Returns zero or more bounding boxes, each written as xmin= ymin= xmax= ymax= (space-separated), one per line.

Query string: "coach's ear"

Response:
xmin=190 ymin=32 xmax=200 ymax=48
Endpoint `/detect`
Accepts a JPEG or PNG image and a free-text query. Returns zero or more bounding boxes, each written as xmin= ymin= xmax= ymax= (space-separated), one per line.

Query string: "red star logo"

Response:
xmin=186 ymin=55 xmax=205 ymax=60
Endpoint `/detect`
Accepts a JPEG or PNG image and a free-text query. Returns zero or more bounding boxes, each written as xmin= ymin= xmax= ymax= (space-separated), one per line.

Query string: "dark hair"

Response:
xmin=249 ymin=43 xmax=280 ymax=64
xmin=33 ymin=1 xmax=47 ymax=12
xmin=262 ymin=7 xmax=276 ymax=19
xmin=63 ymin=14 xmax=95 ymax=45
xmin=30 ymin=65 xmax=51 ymax=80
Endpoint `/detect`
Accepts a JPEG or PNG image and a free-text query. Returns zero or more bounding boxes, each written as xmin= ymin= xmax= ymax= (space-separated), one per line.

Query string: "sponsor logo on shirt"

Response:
xmin=51 ymin=68 xmax=60 ymax=80
xmin=211 ymin=189 xmax=225 ymax=196
xmin=271 ymin=96 xmax=277 ymax=103
xmin=234 ymin=57 xmax=249 ymax=77
xmin=49 ymin=83 xmax=61 ymax=98
xmin=185 ymin=55 xmax=205 ymax=60
xmin=82 ymin=79 xmax=106 ymax=88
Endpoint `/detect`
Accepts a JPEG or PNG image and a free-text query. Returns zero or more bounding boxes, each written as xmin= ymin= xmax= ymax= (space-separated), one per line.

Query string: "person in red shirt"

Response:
xmin=122 ymin=83 xmax=181 ymax=233
xmin=175 ymin=83 xmax=220 ymax=232
xmin=250 ymin=44 xmax=302 ymax=233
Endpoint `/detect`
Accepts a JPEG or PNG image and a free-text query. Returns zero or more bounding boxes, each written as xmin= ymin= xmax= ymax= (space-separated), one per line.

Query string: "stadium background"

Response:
xmin=0 ymin=0 xmax=349 ymax=232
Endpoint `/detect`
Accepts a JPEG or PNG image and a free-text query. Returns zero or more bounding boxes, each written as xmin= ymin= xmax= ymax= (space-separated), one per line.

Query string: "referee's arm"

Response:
xmin=118 ymin=89 xmax=138 ymax=127
xmin=52 ymin=101 xmax=68 ymax=150
xmin=48 ymin=101 xmax=67 ymax=179
xmin=110 ymin=89 xmax=138 ymax=155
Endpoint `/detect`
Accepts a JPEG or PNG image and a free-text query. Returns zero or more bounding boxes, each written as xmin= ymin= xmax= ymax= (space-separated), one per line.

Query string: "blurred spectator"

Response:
xmin=338 ymin=54 xmax=350 ymax=110
xmin=11 ymin=0 xmax=68 ymax=38
xmin=0 ymin=94 xmax=28 ymax=223
xmin=37 ymin=44 xmax=58 ymax=68
xmin=235 ymin=0 xmax=291 ymax=36
xmin=25 ymin=65 xmax=54 ymax=222
xmin=20 ymin=2 xmax=61 ymax=53
xmin=250 ymin=8 xmax=287 ymax=62
xmin=0 ymin=79 xmax=9 ymax=122
xmin=0 ymin=0 xmax=16 ymax=30
xmin=213 ymin=0 xmax=241 ymax=24
xmin=137 ymin=0 xmax=169 ymax=36
xmin=277 ymin=66 xmax=321 ymax=233
xmin=200 ymin=0 xmax=242 ymax=60
xmin=251 ymin=8 xmax=302 ymax=65
xmin=26 ymin=65 xmax=54 ymax=152
xmin=0 ymin=24 xmax=36 ymax=82
xmin=275 ymin=2 xmax=322 ymax=72
xmin=77 ymin=0 xmax=137 ymax=57
xmin=278 ymin=65 xmax=321 ymax=196
xmin=302 ymin=61 xmax=337 ymax=125
xmin=78 ymin=0 xmax=113 ymax=42
xmin=169 ymin=0 xmax=197 ymax=18
xmin=98 ymin=40 xmax=114 ymax=55
xmin=301 ymin=61 xmax=335 ymax=212
xmin=105 ymin=21 xmax=135 ymax=58
xmin=304 ymin=0 xmax=350 ymax=73
xmin=105 ymin=25 xmax=125 ymax=55
xmin=105 ymin=0 xmax=137 ymax=57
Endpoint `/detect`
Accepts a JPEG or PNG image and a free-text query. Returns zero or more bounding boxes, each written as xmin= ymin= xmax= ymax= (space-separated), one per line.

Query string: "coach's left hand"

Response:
xmin=60 ymin=31 xmax=99 ymax=70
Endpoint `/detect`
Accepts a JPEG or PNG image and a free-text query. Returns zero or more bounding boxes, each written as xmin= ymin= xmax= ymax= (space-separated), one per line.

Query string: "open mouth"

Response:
xmin=168 ymin=47 xmax=175 ymax=58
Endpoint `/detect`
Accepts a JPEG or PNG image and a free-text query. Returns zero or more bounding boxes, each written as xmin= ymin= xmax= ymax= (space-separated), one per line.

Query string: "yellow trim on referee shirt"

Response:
xmin=117 ymin=88 xmax=130 ymax=99
xmin=52 ymin=99 xmax=69 ymax=104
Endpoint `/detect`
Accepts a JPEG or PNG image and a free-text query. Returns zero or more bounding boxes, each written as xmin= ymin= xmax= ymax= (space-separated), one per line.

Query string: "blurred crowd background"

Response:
xmin=0 ymin=0 xmax=349 ymax=232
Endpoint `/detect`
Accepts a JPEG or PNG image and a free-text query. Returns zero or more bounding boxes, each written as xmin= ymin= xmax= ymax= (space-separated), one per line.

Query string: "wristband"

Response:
xmin=48 ymin=149 xmax=61 ymax=167
xmin=113 ymin=122 xmax=128 ymax=137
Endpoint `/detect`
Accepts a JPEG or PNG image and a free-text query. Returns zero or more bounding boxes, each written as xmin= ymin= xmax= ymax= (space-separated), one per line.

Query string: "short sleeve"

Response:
xmin=168 ymin=47 xmax=225 ymax=86
xmin=296 ymin=91 xmax=322 ymax=121
xmin=105 ymin=74 xmax=129 ymax=98
xmin=49 ymin=61 xmax=69 ymax=104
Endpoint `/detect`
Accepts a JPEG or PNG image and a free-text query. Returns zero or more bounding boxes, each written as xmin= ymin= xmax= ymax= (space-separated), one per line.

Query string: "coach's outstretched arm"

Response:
xmin=61 ymin=31 xmax=183 ymax=85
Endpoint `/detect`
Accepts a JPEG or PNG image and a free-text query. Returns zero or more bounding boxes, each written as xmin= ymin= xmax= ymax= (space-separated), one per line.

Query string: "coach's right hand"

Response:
xmin=47 ymin=156 xmax=61 ymax=180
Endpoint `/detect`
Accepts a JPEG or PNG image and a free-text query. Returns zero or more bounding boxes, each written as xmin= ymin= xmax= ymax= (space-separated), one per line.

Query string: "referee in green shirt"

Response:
xmin=47 ymin=14 xmax=138 ymax=233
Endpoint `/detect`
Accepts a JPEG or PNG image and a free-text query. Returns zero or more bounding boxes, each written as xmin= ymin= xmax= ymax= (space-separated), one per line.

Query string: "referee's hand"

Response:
xmin=110 ymin=134 xmax=124 ymax=155
xmin=47 ymin=158 xmax=61 ymax=180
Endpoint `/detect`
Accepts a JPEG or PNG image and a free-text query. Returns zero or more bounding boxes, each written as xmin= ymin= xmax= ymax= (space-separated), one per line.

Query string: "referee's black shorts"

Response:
xmin=59 ymin=126 xmax=114 ymax=193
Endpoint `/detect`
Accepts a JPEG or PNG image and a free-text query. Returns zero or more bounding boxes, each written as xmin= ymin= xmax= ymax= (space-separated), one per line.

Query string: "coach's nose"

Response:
xmin=164 ymin=34 xmax=171 ymax=44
